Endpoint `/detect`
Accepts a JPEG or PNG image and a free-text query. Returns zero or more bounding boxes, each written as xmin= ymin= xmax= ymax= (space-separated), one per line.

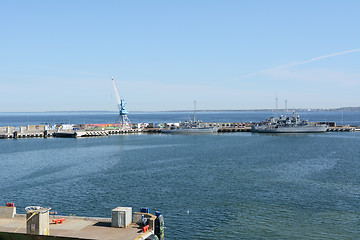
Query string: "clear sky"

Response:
xmin=1 ymin=0 xmax=359 ymax=112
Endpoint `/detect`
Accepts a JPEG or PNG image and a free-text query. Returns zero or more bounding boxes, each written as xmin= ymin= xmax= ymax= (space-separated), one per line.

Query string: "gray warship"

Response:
xmin=251 ymin=112 xmax=328 ymax=133
xmin=161 ymin=119 xmax=218 ymax=133
xmin=162 ymin=101 xmax=218 ymax=133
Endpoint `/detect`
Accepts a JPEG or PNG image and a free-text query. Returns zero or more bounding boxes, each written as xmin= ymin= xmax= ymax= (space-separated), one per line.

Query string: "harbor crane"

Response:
xmin=112 ymin=77 xmax=131 ymax=129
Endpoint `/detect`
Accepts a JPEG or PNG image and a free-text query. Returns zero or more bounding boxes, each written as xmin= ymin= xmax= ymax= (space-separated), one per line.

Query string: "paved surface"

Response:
xmin=0 ymin=215 xmax=152 ymax=240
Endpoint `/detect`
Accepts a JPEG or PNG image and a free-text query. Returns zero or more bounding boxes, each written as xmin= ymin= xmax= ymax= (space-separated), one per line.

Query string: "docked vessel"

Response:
xmin=162 ymin=101 xmax=218 ymax=133
xmin=161 ymin=120 xmax=218 ymax=133
xmin=53 ymin=131 xmax=77 ymax=138
xmin=251 ymin=113 xmax=328 ymax=133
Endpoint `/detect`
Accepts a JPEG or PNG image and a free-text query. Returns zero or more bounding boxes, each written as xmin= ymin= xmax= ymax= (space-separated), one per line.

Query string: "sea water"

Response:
xmin=1 ymin=112 xmax=360 ymax=239
xmin=0 ymin=110 xmax=359 ymax=127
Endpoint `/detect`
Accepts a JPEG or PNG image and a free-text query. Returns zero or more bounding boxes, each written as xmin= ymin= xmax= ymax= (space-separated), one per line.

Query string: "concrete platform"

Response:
xmin=0 ymin=215 xmax=153 ymax=240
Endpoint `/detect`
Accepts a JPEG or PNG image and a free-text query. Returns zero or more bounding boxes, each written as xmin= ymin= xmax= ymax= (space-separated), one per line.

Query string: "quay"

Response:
xmin=0 ymin=204 xmax=164 ymax=240
xmin=327 ymin=126 xmax=358 ymax=132
xmin=218 ymin=126 xmax=251 ymax=132
xmin=0 ymin=124 xmax=143 ymax=139
xmin=0 ymin=122 xmax=359 ymax=139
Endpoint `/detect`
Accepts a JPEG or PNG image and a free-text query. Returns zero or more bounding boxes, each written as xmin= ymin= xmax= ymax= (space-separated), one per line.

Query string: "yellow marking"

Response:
xmin=14 ymin=212 xmax=36 ymax=233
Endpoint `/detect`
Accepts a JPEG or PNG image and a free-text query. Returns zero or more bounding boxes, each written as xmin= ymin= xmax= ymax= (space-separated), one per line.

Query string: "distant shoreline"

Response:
xmin=0 ymin=107 xmax=359 ymax=114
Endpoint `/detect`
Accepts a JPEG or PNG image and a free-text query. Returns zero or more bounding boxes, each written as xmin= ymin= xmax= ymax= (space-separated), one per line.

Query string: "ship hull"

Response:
xmin=162 ymin=127 xmax=218 ymax=133
xmin=251 ymin=125 xmax=328 ymax=133
xmin=53 ymin=132 xmax=77 ymax=138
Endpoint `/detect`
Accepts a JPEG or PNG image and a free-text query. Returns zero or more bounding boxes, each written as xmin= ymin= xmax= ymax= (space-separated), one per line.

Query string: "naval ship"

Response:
xmin=161 ymin=101 xmax=218 ymax=133
xmin=251 ymin=112 xmax=328 ymax=133
xmin=161 ymin=119 xmax=218 ymax=133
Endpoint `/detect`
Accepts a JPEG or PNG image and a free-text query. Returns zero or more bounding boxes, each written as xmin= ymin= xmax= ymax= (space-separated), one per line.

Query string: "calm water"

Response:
xmin=1 ymin=110 xmax=360 ymax=126
xmin=1 ymin=112 xmax=360 ymax=239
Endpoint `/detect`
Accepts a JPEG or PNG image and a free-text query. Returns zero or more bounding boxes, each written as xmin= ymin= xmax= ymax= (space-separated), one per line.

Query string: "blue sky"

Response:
xmin=0 ymin=0 xmax=359 ymax=112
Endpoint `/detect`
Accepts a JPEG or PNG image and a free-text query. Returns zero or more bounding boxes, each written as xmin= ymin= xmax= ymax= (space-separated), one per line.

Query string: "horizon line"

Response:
xmin=0 ymin=106 xmax=359 ymax=114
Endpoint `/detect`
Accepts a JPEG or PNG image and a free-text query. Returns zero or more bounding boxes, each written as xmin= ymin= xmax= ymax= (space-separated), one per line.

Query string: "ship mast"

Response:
xmin=194 ymin=100 xmax=197 ymax=123
xmin=112 ymin=77 xmax=131 ymax=129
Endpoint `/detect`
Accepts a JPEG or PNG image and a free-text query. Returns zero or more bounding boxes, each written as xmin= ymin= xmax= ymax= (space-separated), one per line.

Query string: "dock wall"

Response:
xmin=0 ymin=123 xmax=359 ymax=140
xmin=0 ymin=207 xmax=16 ymax=218
xmin=0 ymin=232 xmax=85 ymax=240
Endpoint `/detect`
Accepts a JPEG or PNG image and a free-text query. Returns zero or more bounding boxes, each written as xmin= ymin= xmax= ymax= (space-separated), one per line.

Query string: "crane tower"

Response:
xmin=112 ymin=77 xmax=131 ymax=129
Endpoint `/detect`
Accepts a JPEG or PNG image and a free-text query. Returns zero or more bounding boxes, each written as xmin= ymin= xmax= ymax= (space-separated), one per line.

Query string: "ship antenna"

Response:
xmin=194 ymin=100 xmax=197 ymax=123
xmin=275 ymin=96 xmax=278 ymax=118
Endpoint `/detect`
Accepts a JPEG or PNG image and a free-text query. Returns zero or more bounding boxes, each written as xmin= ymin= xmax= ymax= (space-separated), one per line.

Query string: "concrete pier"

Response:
xmin=0 ymin=204 xmax=162 ymax=240
xmin=0 ymin=122 xmax=359 ymax=140
xmin=0 ymin=215 xmax=154 ymax=240
xmin=218 ymin=127 xmax=251 ymax=132
xmin=327 ymin=126 xmax=355 ymax=132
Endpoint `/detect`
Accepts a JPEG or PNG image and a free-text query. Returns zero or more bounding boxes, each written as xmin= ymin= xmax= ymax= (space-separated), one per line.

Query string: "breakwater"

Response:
xmin=0 ymin=122 xmax=359 ymax=139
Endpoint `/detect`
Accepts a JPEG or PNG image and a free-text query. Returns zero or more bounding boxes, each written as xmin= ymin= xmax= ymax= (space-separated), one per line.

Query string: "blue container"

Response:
xmin=140 ymin=207 xmax=149 ymax=213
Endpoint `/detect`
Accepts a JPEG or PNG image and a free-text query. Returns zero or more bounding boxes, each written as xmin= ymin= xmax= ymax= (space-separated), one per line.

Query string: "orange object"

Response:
xmin=142 ymin=225 xmax=149 ymax=232
xmin=52 ymin=218 xmax=66 ymax=224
